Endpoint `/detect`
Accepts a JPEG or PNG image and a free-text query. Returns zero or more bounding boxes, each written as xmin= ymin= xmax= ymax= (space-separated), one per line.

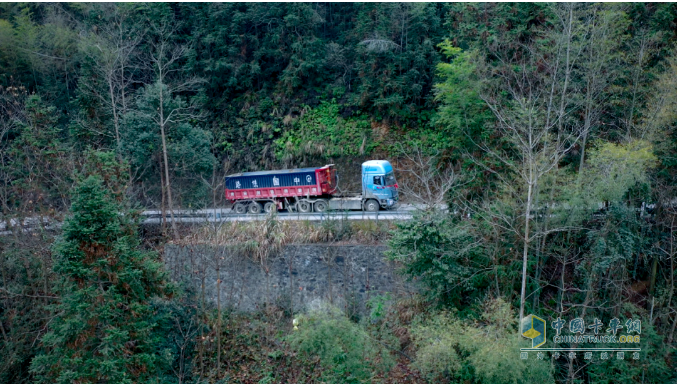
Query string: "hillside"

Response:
xmin=1 ymin=3 xmax=677 ymax=383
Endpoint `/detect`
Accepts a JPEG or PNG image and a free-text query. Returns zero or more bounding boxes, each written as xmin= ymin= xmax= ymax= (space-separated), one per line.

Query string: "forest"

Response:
xmin=1 ymin=2 xmax=677 ymax=383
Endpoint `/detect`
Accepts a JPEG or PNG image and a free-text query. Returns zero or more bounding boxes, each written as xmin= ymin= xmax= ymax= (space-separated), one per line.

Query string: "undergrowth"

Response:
xmin=178 ymin=216 xmax=396 ymax=263
xmin=196 ymin=299 xmax=429 ymax=384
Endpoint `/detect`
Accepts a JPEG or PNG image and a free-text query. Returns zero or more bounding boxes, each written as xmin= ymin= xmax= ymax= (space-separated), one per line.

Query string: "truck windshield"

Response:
xmin=385 ymin=173 xmax=396 ymax=186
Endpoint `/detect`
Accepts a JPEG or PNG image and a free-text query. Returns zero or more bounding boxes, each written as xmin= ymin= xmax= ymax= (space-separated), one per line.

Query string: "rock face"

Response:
xmin=164 ymin=244 xmax=417 ymax=315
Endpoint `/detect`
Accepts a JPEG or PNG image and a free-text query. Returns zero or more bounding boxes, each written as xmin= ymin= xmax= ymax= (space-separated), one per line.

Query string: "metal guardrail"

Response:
xmin=0 ymin=205 xmax=428 ymax=235
xmin=140 ymin=210 xmax=414 ymax=224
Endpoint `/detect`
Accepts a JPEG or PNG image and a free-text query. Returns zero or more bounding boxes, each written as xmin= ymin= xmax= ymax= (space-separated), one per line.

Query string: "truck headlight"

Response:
xmin=388 ymin=199 xmax=394 ymax=206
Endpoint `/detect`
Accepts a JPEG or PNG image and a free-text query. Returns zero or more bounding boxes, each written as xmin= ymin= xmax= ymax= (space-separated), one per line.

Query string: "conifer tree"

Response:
xmin=30 ymin=173 xmax=171 ymax=384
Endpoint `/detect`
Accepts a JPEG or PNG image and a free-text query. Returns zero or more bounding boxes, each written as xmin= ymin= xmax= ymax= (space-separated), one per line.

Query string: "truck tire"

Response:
xmin=234 ymin=202 xmax=247 ymax=214
xmin=264 ymin=201 xmax=277 ymax=213
xmin=314 ymin=199 xmax=328 ymax=213
xmin=297 ymin=200 xmax=312 ymax=213
xmin=364 ymin=199 xmax=380 ymax=212
xmin=248 ymin=202 xmax=263 ymax=214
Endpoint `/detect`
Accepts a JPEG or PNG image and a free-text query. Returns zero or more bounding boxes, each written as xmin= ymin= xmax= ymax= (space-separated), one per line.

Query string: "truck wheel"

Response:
xmin=314 ymin=200 xmax=328 ymax=213
xmin=264 ymin=201 xmax=277 ymax=213
xmin=248 ymin=202 xmax=263 ymax=214
xmin=233 ymin=202 xmax=247 ymax=214
xmin=297 ymin=200 xmax=312 ymax=213
xmin=364 ymin=199 xmax=380 ymax=212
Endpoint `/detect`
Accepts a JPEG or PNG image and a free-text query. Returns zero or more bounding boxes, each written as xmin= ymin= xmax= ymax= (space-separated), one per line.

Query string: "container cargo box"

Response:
xmin=225 ymin=168 xmax=317 ymax=190
xmin=224 ymin=165 xmax=337 ymax=202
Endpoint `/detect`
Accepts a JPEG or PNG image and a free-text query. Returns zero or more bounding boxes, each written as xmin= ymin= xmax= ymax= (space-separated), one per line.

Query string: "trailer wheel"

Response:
xmin=364 ymin=199 xmax=380 ymax=212
xmin=248 ymin=202 xmax=263 ymax=214
xmin=233 ymin=202 xmax=247 ymax=214
xmin=264 ymin=201 xmax=277 ymax=213
xmin=314 ymin=199 xmax=328 ymax=213
xmin=297 ymin=200 xmax=313 ymax=213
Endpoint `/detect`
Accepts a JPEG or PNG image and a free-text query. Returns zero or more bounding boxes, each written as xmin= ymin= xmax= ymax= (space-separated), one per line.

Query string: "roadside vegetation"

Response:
xmin=1 ymin=3 xmax=677 ymax=383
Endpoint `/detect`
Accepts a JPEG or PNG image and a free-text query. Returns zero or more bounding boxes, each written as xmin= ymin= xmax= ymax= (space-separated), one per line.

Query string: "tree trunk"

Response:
xmin=216 ymin=262 xmax=221 ymax=379
xmin=0 ymin=249 xmax=7 ymax=342
xmin=649 ymin=256 xmax=658 ymax=296
xmin=158 ymin=86 xmax=180 ymax=240
xmin=519 ymin=180 xmax=533 ymax=325
xmin=666 ymin=216 xmax=675 ymax=345
xmin=199 ymin=269 xmax=205 ymax=378
xmin=108 ymin=77 xmax=120 ymax=149
xmin=627 ymin=35 xmax=646 ymax=138
xmin=160 ymin=158 xmax=166 ymax=236
xmin=567 ymin=271 xmax=594 ymax=383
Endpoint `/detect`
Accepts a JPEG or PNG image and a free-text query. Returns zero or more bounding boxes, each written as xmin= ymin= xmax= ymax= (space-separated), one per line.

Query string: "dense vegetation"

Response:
xmin=1 ymin=2 xmax=677 ymax=383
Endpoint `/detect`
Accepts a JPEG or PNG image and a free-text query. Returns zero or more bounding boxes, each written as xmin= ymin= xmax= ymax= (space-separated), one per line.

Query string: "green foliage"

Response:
xmin=287 ymin=305 xmax=394 ymax=384
xmin=0 ymin=231 xmax=55 ymax=384
xmin=151 ymin=293 xmax=202 ymax=384
xmin=387 ymin=212 xmax=490 ymax=307
xmin=585 ymin=309 xmax=673 ymax=384
xmin=409 ymin=310 xmax=463 ymax=377
xmin=81 ymin=150 xmax=130 ymax=198
xmin=434 ymin=42 xmax=490 ymax=150
xmin=582 ymin=140 xmax=657 ymax=204
xmin=430 ymin=42 xmax=498 ymax=198
xmin=29 ymin=175 xmax=172 ymax=384
xmin=274 ymin=100 xmax=374 ymax=161
xmin=121 ymin=81 xmax=215 ymax=207
xmin=644 ymin=58 xmax=677 ymax=194
xmin=3 ymin=94 xmax=72 ymax=213
xmin=366 ymin=294 xmax=392 ymax=324
xmin=410 ymin=298 xmax=554 ymax=384
xmin=351 ymin=3 xmax=444 ymax=120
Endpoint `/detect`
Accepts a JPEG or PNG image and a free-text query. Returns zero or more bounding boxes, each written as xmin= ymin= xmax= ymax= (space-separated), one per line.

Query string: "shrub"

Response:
xmin=387 ymin=212 xmax=490 ymax=307
xmin=287 ymin=305 xmax=394 ymax=384
xmin=410 ymin=298 xmax=554 ymax=384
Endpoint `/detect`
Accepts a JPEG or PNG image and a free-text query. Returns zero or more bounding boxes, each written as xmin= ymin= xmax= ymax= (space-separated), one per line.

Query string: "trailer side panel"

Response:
xmin=224 ymin=165 xmax=335 ymax=202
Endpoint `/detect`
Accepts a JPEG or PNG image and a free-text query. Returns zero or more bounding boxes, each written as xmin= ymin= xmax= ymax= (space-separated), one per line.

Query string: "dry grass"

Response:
xmin=176 ymin=215 xmax=396 ymax=263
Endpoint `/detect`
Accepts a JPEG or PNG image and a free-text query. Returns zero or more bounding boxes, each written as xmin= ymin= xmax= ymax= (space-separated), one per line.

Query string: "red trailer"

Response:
xmin=224 ymin=164 xmax=338 ymax=214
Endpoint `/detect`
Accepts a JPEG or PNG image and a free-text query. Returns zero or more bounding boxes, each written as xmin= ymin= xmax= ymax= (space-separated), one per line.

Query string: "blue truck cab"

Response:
xmin=361 ymin=160 xmax=399 ymax=209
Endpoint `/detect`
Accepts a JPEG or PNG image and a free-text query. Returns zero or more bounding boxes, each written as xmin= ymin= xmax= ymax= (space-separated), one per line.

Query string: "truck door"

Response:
xmin=362 ymin=172 xmax=377 ymax=199
xmin=369 ymin=174 xmax=390 ymax=202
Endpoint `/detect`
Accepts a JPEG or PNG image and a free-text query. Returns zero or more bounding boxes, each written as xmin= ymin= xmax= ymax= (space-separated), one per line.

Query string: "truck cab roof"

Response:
xmin=361 ymin=160 xmax=394 ymax=174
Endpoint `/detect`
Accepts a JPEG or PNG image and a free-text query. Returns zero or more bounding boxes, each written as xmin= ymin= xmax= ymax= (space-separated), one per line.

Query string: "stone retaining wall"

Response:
xmin=164 ymin=244 xmax=416 ymax=314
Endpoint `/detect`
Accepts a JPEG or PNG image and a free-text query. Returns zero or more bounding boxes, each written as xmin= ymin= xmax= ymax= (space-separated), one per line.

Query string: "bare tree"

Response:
xmin=0 ymin=83 xmax=28 ymax=215
xmin=199 ymin=138 xmax=230 ymax=213
xmin=625 ymin=30 xmax=655 ymax=139
xmin=79 ymin=5 xmax=141 ymax=148
xmin=476 ymin=3 xmax=585 ymax=325
xmin=394 ymin=143 xmax=459 ymax=211
xmin=138 ymin=18 xmax=205 ymax=240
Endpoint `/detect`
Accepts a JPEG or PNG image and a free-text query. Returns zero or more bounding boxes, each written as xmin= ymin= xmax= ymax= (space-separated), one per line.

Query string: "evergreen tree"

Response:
xmin=29 ymin=174 xmax=171 ymax=384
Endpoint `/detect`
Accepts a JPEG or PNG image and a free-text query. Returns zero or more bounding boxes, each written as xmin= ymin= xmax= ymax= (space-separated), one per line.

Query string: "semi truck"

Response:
xmin=224 ymin=160 xmax=399 ymax=214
